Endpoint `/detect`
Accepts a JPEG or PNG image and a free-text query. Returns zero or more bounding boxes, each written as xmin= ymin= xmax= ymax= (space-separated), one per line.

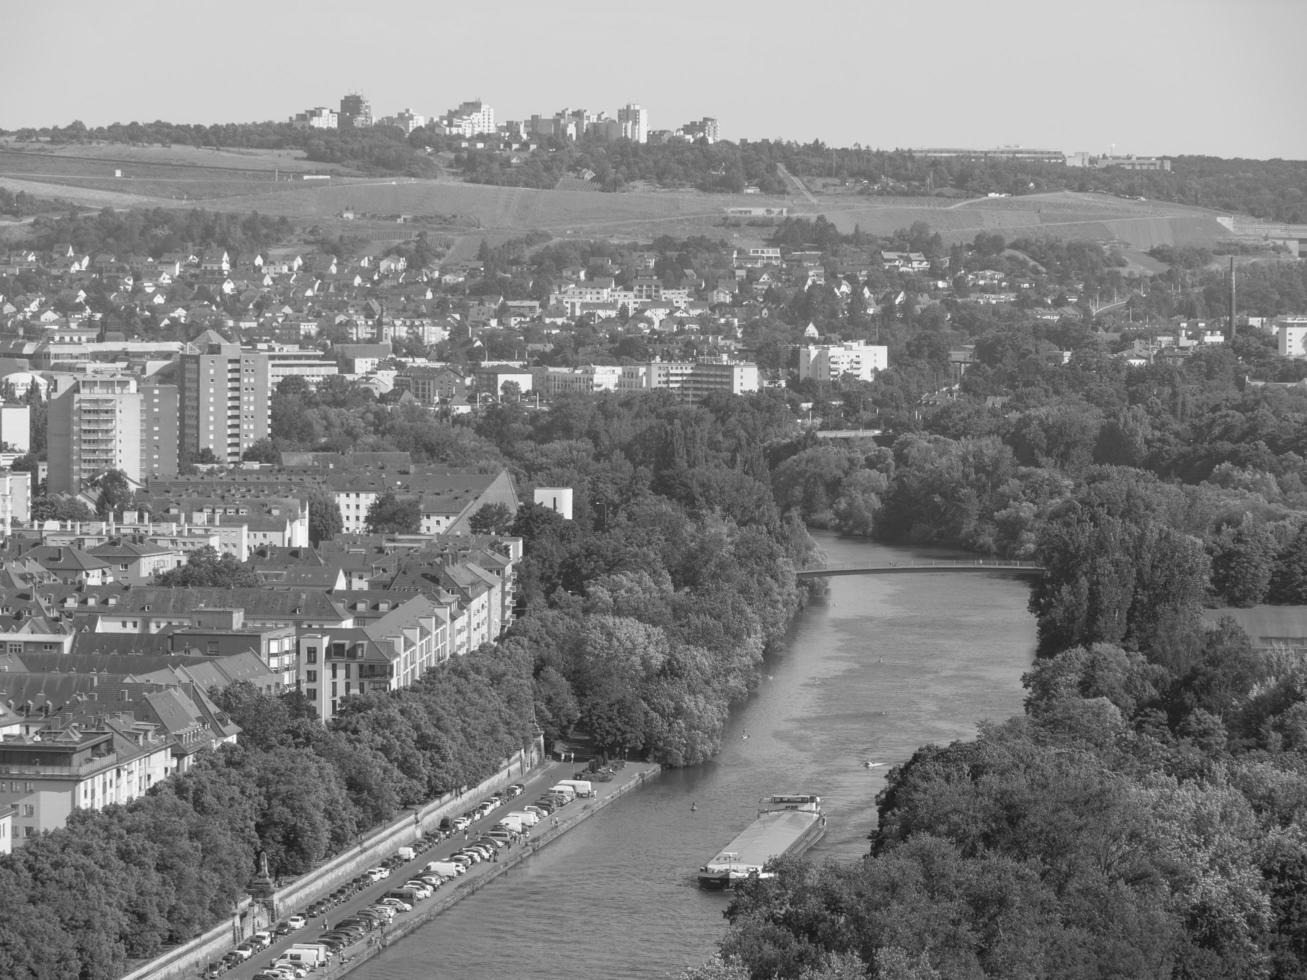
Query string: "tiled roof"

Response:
xmin=76 ymin=586 xmax=349 ymax=622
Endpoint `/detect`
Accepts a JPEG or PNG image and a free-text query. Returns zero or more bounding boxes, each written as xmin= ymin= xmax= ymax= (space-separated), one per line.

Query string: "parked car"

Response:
xmin=286 ymin=914 xmax=306 ymax=930
xmin=506 ymin=783 xmax=524 ymax=798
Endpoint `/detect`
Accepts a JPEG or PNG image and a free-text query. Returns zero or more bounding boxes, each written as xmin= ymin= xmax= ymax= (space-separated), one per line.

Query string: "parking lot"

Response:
xmin=203 ymin=760 xmax=616 ymax=980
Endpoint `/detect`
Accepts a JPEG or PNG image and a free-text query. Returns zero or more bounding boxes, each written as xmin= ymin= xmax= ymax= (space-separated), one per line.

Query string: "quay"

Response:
xmin=314 ymin=759 xmax=661 ymax=980
xmin=124 ymin=752 xmax=659 ymax=980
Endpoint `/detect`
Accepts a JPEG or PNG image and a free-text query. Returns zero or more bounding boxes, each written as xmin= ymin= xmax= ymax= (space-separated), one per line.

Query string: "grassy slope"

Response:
xmin=0 ymin=142 xmax=1238 ymax=253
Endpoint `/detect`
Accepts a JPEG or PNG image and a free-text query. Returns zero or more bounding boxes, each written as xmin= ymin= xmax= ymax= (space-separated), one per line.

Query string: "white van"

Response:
xmin=426 ymin=859 xmax=466 ymax=877
xmin=548 ymin=784 xmax=577 ymax=803
xmin=557 ymin=779 xmax=594 ymax=798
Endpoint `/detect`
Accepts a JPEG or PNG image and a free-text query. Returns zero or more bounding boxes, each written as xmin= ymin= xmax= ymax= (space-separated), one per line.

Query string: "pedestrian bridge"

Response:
xmin=796 ymin=559 xmax=1044 ymax=579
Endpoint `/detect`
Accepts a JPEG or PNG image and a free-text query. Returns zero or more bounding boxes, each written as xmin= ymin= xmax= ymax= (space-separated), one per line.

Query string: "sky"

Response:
xmin=4 ymin=0 xmax=1305 ymax=159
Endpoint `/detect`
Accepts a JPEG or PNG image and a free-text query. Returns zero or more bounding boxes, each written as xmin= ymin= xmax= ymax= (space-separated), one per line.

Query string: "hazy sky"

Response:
xmin=4 ymin=0 xmax=1304 ymax=159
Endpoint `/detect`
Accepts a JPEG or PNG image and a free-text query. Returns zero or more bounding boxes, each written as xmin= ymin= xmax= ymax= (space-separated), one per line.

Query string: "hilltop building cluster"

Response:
xmin=292 ymin=93 xmax=718 ymax=145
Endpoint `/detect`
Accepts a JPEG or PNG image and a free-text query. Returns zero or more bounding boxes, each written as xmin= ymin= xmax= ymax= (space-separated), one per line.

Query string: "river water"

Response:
xmin=351 ymin=533 xmax=1036 ymax=979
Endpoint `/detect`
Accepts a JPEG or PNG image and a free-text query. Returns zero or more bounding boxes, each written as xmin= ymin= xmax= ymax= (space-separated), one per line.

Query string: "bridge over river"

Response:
xmin=797 ymin=559 xmax=1044 ymax=579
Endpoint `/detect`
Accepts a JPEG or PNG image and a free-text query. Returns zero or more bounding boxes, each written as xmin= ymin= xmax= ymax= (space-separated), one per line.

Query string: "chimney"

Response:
xmin=1228 ymin=257 xmax=1237 ymax=342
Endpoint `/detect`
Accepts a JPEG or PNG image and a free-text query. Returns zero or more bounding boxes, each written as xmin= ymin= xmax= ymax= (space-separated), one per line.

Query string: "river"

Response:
xmin=349 ymin=532 xmax=1037 ymax=979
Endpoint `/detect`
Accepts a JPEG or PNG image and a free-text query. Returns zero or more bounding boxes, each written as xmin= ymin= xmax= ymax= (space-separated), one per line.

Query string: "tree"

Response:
xmin=156 ymin=546 xmax=259 ymax=587
xmin=364 ymin=492 xmax=420 ymax=533
xmin=303 ymin=486 xmax=342 ymax=545
xmin=1210 ymin=516 xmax=1276 ymax=607
xmin=91 ymin=469 xmax=133 ymax=518
xmin=30 ymin=494 xmax=94 ymax=523
xmin=469 ymin=502 xmax=514 ymax=535
xmin=240 ymin=439 xmax=280 ymax=464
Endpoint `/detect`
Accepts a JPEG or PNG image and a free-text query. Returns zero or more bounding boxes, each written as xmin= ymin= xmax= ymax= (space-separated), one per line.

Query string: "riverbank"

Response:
xmin=312 ymin=759 xmax=661 ymax=980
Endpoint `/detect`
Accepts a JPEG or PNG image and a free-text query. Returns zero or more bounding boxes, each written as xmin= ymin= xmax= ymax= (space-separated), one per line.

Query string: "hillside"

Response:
xmin=0 ymin=141 xmax=1243 ymax=255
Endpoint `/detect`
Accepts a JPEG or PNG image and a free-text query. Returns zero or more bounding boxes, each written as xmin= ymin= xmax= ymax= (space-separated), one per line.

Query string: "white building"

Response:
xmin=534 ymin=487 xmax=573 ymax=520
xmin=799 ymin=342 xmax=889 ymax=383
xmin=444 ymin=100 xmax=495 ymax=137
xmin=0 ymin=404 xmax=30 ymax=454
xmin=1277 ymin=316 xmax=1307 ymax=358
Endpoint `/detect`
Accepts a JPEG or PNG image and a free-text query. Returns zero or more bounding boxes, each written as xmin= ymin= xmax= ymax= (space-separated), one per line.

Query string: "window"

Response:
xmin=305 ymin=688 xmax=316 ymax=701
xmin=306 ymin=670 xmax=317 ymax=683
xmin=23 ymin=804 xmax=34 ymax=817
xmin=306 ymin=647 xmax=317 ymax=664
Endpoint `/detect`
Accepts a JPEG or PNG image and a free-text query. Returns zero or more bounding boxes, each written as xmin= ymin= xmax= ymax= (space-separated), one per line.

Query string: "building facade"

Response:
xmin=799 ymin=342 xmax=889 ymax=383
xmin=47 ymin=375 xmax=143 ymax=494
xmin=179 ymin=331 xmax=271 ymax=463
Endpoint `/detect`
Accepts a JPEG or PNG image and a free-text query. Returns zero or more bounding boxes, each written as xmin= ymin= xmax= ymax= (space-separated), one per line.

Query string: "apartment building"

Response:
xmin=178 ymin=331 xmax=271 ymax=463
xmin=799 ymin=342 xmax=889 ymax=383
xmin=46 ymin=375 xmax=142 ymax=494
xmin=296 ymin=594 xmax=449 ymax=723
xmin=0 ymin=720 xmax=171 ymax=846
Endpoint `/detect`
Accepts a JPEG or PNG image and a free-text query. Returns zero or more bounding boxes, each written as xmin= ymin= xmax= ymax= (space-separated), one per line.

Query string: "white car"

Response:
xmin=379 ymin=898 xmax=413 ymax=912
xmin=367 ymin=867 xmax=390 ymax=881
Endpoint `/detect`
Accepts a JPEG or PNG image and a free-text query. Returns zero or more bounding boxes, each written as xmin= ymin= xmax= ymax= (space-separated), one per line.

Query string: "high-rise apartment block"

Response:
xmin=443 ymin=100 xmax=495 ymax=137
xmin=179 ymin=331 xmax=271 ymax=463
xmin=679 ymin=117 xmax=720 ymax=143
xmin=339 ymin=93 xmax=372 ymax=128
xmin=618 ymin=103 xmax=648 ymax=143
xmin=47 ymin=376 xmax=142 ymax=493
xmin=289 ymin=106 xmax=338 ymax=129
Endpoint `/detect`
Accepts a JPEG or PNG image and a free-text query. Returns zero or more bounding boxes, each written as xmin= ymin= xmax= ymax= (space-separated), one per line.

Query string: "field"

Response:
xmin=0 ymin=140 xmax=1240 ymax=255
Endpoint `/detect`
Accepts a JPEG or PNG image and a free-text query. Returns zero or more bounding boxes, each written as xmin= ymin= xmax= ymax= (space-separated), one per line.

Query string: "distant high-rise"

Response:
xmin=442 ymin=100 xmax=495 ymax=137
xmin=618 ymin=103 xmax=648 ymax=143
xmin=679 ymin=117 xmax=719 ymax=143
xmin=179 ymin=331 xmax=270 ymax=463
xmin=339 ymin=93 xmax=372 ymax=129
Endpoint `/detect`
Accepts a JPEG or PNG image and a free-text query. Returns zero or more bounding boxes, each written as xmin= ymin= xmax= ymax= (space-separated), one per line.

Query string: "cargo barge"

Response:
xmin=697 ymin=794 xmax=825 ymax=889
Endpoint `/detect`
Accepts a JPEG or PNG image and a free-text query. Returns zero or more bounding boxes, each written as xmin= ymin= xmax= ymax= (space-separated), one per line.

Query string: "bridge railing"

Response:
xmin=799 ymin=559 xmax=1044 ymax=575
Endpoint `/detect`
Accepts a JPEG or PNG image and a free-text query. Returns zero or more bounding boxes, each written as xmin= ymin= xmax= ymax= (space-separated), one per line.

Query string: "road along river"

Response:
xmin=348 ymin=532 xmax=1037 ymax=979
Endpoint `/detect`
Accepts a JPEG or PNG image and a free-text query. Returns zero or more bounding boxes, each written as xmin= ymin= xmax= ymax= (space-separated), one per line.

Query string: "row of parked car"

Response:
xmin=204 ymin=782 xmax=536 ymax=978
